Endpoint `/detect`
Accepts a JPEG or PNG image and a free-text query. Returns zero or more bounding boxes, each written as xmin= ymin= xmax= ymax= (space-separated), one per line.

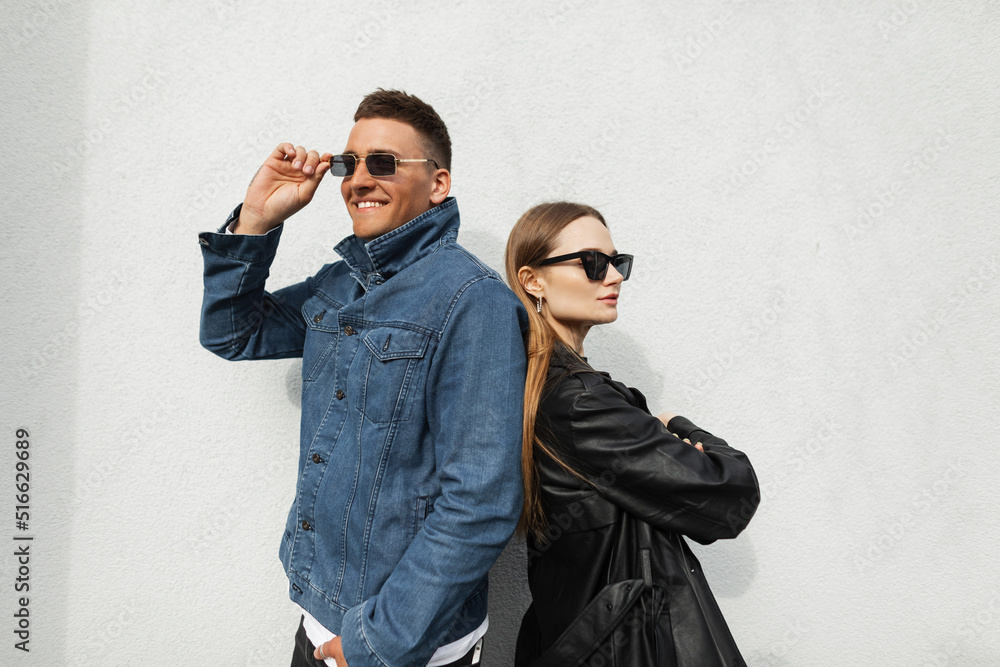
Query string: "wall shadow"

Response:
xmin=0 ymin=2 xmax=90 ymax=662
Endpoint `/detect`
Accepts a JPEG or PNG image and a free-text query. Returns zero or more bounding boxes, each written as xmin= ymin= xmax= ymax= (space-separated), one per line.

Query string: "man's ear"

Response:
xmin=518 ymin=265 xmax=544 ymax=299
xmin=429 ymin=168 xmax=451 ymax=205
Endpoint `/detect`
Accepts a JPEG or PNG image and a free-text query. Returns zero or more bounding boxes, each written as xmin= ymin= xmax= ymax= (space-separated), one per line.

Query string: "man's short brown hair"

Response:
xmin=355 ymin=89 xmax=452 ymax=171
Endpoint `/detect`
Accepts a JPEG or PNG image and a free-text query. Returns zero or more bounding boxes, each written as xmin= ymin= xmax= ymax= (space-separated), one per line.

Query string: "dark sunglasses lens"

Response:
xmin=611 ymin=255 xmax=633 ymax=281
xmin=330 ymin=155 xmax=355 ymax=177
xmin=367 ymin=154 xmax=397 ymax=176
xmin=579 ymin=252 xmax=604 ymax=280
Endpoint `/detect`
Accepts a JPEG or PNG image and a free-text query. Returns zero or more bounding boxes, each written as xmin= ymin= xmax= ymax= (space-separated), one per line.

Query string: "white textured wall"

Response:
xmin=2 ymin=1 xmax=998 ymax=665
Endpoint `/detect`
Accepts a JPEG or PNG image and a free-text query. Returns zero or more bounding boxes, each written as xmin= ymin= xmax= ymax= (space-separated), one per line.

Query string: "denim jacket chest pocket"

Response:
xmin=300 ymin=296 xmax=341 ymax=383
xmin=356 ymin=326 xmax=431 ymax=423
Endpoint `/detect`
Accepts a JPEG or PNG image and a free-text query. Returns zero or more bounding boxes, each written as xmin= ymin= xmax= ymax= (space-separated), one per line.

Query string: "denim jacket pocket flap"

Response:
xmin=301 ymin=298 xmax=340 ymax=333
xmin=363 ymin=327 xmax=430 ymax=361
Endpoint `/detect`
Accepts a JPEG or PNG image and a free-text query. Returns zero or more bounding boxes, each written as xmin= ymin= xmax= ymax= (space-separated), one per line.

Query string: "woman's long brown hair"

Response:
xmin=504 ymin=202 xmax=607 ymax=538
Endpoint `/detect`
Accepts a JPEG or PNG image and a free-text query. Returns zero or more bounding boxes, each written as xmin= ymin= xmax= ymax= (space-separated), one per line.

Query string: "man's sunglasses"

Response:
xmin=329 ymin=153 xmax=440 ymax=178
xmin=538 ymin=251 xmax=634 ymax=281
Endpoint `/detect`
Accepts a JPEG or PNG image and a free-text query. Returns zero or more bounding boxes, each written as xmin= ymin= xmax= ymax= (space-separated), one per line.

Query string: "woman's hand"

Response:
xmin=314 ymin=636 xmax=348 ymax=665
xmin=656 ymin=412 xmax=678 ymax=427
xmin=657 ymin=412 xmax=703 ymax=451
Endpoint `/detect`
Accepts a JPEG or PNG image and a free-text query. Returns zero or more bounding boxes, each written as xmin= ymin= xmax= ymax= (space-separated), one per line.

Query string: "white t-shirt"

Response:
xmin=298 ymin=605 xmax=487 ymax=666
xmin=295 ymin=605 xmax=490 ymax=667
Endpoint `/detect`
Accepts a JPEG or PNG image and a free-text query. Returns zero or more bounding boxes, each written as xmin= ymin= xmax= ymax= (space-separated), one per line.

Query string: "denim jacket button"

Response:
xmin=313 ymin=314 xmax=323 ymax=323
xmin=336 ymin=390 xmax=345 ymax=400
xmin=302 ymin=520 xmax=312 ymax=531
xmin=343 ymin=325 xmax=356 ymax=336
xmin=312 ymin=453 xmax=323 ymax=464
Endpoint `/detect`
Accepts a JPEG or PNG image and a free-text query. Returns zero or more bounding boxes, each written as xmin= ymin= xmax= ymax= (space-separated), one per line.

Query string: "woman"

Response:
xmin=505 ymin=202 xmax=760 ymax=667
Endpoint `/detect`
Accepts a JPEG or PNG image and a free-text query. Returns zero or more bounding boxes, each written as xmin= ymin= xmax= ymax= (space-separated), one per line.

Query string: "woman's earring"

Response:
xmin=536 ymin=297 xmax=542 ymax=313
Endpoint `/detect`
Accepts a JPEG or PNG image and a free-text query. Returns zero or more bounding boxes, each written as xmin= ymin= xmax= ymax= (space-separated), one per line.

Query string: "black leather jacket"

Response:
xmin=515 ymin=344 xmax=760 ymax=667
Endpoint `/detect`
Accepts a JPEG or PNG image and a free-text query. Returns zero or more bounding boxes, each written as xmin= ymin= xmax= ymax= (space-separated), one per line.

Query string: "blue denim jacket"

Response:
xmin=199 ymin=198 xmax=527 ymax=666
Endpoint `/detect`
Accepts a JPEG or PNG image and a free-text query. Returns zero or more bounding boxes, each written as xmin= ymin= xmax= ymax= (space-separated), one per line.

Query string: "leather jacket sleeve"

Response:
xmin=546 ymin=373 xmax=760 ymax=544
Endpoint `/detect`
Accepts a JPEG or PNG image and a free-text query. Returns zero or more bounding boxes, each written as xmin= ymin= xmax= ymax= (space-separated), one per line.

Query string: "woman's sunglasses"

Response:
xmin=329 ymin=153 xmax=440 ymax=178
xmin=538 ymin=251 xmax=634 ymax=281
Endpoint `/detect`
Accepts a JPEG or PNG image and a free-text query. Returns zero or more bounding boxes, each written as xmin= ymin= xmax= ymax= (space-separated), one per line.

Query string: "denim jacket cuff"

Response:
xmin=197 ymin=203 xmax=284 ymax=263
xmin=340 ymin=601 xmax=389 ymax=667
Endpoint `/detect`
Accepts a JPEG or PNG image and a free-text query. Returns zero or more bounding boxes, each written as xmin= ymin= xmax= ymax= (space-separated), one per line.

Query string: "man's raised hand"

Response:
xmin=233 ymin=143 xmax=334 ymax=235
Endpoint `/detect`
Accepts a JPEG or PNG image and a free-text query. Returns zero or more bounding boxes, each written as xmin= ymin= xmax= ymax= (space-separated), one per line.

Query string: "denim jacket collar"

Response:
xmin=334 ymin=197 xmax=460 ymax=287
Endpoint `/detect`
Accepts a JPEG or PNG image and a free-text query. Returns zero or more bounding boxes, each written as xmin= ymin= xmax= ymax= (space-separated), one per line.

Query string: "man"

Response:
xmin=199 ymin=90 xmax=527 ymax=667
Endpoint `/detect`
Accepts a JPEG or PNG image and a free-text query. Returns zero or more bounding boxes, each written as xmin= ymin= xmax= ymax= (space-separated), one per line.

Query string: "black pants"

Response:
xmin=290 ymin=616 xmax=483 ymax=666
